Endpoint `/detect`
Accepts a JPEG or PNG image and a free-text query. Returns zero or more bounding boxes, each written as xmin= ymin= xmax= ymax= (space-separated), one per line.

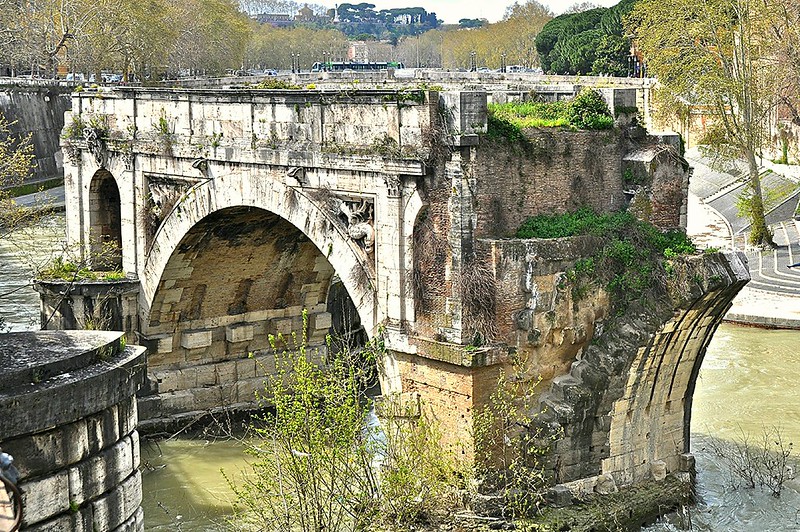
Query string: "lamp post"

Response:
xmin=469 ymin=50 xmax=476 ymax=72
xmin=500 ymin=53 xmax=507 ymax=73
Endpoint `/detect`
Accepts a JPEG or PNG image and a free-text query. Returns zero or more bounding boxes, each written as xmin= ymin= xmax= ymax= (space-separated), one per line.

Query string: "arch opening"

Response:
xmin=141 ymin=206 xmax=376 ymax=427
xmin=88 ymin=169 xmax=122 ymax=270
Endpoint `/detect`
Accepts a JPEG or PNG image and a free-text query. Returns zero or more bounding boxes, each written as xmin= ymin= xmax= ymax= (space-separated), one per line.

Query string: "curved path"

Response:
xmin=686 ymin=177 xmax=800 ymax=329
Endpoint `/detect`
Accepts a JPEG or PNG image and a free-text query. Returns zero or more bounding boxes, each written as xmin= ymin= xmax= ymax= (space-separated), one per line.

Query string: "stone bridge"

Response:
xmin=44 ymin=84 xmax=748 ymax=494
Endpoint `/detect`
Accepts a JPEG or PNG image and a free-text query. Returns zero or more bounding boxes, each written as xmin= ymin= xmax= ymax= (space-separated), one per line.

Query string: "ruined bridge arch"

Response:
xmin=55 ymin=85 xmax=751 ymax=499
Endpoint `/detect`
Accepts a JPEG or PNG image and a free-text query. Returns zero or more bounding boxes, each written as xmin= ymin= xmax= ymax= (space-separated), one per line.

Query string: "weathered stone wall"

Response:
xmin=470 ymin=130 xmax=627 ymax=239
xmin=478 ymin=236 xmax=749 ymax=488
xmin=137 ymin=207 xmax=334 ymax=430
xmin=61 ymin=87 xmax=438 ymax=428
xmin=0 ymin=331 xmax=146 ymax=531
xmin=0 ymin=83 xmax=72 ymax=182
xmin=34 ymin=279 xmax=140 ymax=338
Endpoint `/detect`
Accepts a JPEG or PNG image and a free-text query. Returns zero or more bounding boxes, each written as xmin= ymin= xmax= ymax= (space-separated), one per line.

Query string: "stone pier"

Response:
xmin=0 ymin=331 xmax=146 ymax=531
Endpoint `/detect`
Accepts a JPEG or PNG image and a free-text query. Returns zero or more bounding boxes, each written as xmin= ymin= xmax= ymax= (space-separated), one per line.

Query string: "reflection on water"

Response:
xmin=0 ymin=213 xmax=65 ymax=331
xmin=140 ymin=438 xmax=247 ymax=531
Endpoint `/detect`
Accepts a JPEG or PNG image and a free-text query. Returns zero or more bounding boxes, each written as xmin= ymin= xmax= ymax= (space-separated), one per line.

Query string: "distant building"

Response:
xmin=393 ymin=13 xmax=423 ymax=25
xmin=295 ymin=5 xmax=314 ymax=22
xmin=348 ymin=42 xmax=369 ymax=63
xmin=253 ymin=13 xmax=294 ymax=28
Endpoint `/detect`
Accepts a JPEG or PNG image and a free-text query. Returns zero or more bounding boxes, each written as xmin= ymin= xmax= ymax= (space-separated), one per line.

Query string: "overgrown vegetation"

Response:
xmin=38 ymin=255 xmax=126 ymax=282
xmin=252 ymin=78 xmax=301 ymax=90
xmin=474 ymin=365 xmax=558 ymax=519
xmin=228 ymin=319 xmax=466 ymax=531
xmin=487 ymin=89 xmax=614 ymax=141
xmin=516 ymin=208 xmax=696 ymax=306
xmin=705 ymin=426 xmax=797 ymax=498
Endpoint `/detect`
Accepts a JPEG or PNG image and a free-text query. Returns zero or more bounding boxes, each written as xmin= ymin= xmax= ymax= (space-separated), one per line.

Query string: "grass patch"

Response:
xmin=487 ymin=88 xmax=614 ymax=141
xmin=3 ymin=177 xmax=63 ymax=197
xmin=38 ymin=256 xmax=126 ymax=282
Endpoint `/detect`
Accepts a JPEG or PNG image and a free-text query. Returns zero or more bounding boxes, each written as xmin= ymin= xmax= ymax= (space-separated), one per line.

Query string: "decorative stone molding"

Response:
xmin=83 ymin=127 xmax=107 ymax=168
xmin=383 ymin=174 xmax=401 ymax=197
xmin=286 ymin=166 xmax=306 ymax=186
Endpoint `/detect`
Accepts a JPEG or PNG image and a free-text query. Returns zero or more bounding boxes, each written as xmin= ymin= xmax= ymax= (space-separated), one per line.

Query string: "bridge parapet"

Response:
xmin=67 ymin=87 xmax=442 ymax=162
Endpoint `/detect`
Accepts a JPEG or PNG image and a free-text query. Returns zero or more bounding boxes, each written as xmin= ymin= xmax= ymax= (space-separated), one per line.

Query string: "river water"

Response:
xmin=3 ymin=214 xmax=800 ymax=531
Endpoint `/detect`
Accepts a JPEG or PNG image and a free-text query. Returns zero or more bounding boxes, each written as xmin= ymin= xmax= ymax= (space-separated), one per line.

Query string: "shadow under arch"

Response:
xmin=140 ymin=179 xmax=378 ymax=338
xmin=88 ymin=169 xmax=122 ymax=270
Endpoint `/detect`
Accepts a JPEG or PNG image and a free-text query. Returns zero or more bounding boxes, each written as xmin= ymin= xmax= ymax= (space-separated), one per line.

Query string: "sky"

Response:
xmin=334 ymin=0 xmax=622 ymax=25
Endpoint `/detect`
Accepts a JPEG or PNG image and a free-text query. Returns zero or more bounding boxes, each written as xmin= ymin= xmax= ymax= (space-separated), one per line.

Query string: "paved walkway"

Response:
xmin=12 ymin=185 xmax=65 ymax=210
xmin=686 ymin=172 xmax=800 ymax=329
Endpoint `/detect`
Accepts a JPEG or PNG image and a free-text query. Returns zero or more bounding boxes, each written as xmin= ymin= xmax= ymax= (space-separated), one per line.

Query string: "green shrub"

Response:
xmin=565 ymin=88 xmax=613 ymax=130
xmin=228 ymin=320 xmax=465 ymax=531
xmin=516 ymin=208 xmax=696 ymax=306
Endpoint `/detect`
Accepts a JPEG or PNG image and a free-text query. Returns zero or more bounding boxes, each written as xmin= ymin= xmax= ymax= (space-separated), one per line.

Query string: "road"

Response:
xmin=745 ymin=220 xmax=800 ymax=295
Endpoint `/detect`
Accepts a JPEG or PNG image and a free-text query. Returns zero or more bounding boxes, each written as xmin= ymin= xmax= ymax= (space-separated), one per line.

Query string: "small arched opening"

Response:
xmin=88 ymin=169 xmax=122 ymax=270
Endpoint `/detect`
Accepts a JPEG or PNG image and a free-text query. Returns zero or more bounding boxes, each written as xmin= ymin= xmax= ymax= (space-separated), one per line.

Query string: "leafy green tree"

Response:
xmin=591 ymin=34 xmax=630 ymax=76
xmin=0 ymin=114 xmax=35 ymax=235
xmin=458 ymin=18 xmax=486 ymax=29
xmin=629 ymin=0 xmax=778 ymax=246
xmin=536 ymin=0 xmax=635 ymax=75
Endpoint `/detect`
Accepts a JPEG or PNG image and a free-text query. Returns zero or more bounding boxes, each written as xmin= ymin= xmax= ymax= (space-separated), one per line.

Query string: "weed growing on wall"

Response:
xmin=253 ymin=78 xmax=301 ymax=90
xmin=474 ymin=363 xmax=558 ymax=519
xmin=516 ymin=208 xmax=696 ymax=307
xmin=37 ymin=243 xmax=125 ymax=281
xmin=487 ymin=88 xmax=613 ymax=141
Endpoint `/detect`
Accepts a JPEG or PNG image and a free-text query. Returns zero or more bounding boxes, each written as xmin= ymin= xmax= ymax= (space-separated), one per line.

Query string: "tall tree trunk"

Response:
xmin=746 ymin=149 xmax=775 ymax=248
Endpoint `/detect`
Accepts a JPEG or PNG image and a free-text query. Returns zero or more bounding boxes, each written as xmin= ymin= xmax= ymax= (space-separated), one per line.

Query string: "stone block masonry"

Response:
xmin=0 ymin=330 xmax=146 ymax=531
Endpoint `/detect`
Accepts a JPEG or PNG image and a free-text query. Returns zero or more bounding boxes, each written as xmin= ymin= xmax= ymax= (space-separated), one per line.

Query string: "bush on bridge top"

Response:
xmin=516 ymin=207 xmax=697 ymax=306
xmin=487 ymin=88 xmax=613 ymax=141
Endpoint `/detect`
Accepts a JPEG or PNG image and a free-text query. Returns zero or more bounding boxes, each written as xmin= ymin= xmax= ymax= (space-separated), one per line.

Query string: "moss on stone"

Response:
xmin=525 ymin=475 xmax=693 ymax=531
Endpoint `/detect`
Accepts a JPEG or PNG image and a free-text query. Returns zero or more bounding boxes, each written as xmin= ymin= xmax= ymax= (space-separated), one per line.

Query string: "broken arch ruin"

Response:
xmin=43 ymin=84 xmax=748 ymax=492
